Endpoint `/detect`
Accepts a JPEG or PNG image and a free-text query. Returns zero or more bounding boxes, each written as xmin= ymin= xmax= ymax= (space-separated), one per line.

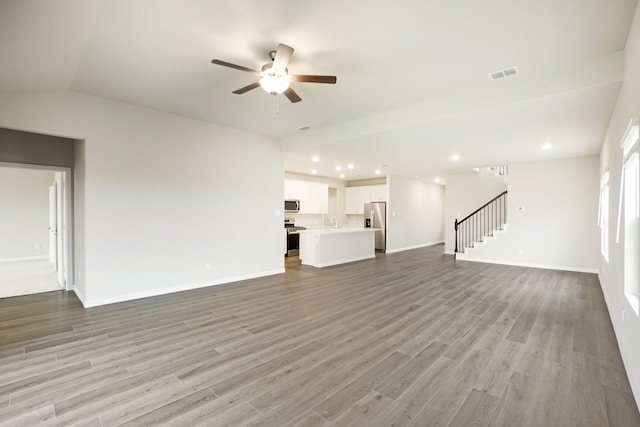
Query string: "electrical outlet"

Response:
xmin=35 ymin=243 xmax=40 ymax=250
xmin=518 ymin=249 xmax=524 ymax=255
xmin=205 ymin=262 xmax=212 ymax=271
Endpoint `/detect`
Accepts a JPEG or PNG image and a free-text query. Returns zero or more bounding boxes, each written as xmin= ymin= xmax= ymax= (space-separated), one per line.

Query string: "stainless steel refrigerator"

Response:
xmin=364 ymin=202 xmax=386 ymax=252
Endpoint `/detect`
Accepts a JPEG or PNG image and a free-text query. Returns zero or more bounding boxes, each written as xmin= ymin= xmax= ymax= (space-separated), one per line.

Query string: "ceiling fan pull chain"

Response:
xmin=273 ymin=94 xmax=280 ymax=119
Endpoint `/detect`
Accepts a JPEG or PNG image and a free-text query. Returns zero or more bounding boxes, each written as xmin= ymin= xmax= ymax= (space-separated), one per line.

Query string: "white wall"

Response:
xmin=599 ymin=2 xmax=640 ymax=409
xmin=386 ymin=175 xmax=444 ymax=253
xmin=0 ymin=167 xmax=54 ymax=260
xmin=74 ymin=139 xmax=86 ymax=298
xmin=444 ymin=172 xmax=508 ymax=253
xmin=0 ymin=91 xmax=284 ymax=307
xmin=460 ymin=157 xmax=600 ymax=272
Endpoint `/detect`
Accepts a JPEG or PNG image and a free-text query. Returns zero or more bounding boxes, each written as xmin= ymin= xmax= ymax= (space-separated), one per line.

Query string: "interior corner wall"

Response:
xmin=73 ymin=139 xmax=86 ymax=302
xmin=386 ymin=175 xmax=444 ymax=253
xmin=0 ymin=167 xmax=54 ymax=260
xmin=460 ymin=157 xmax=600 ymax=272
xmin=599 ymin=1 xmax=640 ymax=409
xmin=443 ymin=172 xmax=508 ymax=253
xmin=0 ymin=90 xmax=284 ymax=307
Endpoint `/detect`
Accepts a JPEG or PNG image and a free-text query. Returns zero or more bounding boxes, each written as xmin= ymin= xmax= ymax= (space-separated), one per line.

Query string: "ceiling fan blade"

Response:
xmin=232 ymin=81 xmax=261 ymax=94
xmin=211 ymin=59 xmax=258 ymax=74
xmin=283 ymin=87 xmax=302 ymax=103
xmin=272 ymin=44 xmax=294 ymax=72
xmin=291 ymin=75 xmax=337 ymax=84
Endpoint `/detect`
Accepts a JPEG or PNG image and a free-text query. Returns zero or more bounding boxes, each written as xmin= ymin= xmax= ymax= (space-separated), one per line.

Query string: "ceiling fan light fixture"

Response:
xmin=212 ymin=43 xmax=336 ymax=104
xmin=259 ymin=68 xmax=290 ymax=95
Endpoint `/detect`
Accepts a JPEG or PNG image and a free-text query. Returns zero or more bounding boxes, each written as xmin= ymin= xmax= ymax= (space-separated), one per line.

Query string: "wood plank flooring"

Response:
xmin=1 ymin=244 xmax=639 ymax=426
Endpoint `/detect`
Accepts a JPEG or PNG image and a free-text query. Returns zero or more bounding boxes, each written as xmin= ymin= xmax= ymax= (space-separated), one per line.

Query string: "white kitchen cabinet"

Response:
xmin=345 ymin=186 xmax=369 ymax=214
xmin=369 ymin=185 xmax=387 ymax=202
xmin=301 ymin=181 xmax=328 ymax=214
xmin=344 ymin=187 xmax=360 ymax=214
xmin=345 ymin=184 xmax=387 ymax=214
xmin=284 ymin=179 xmax=328 ymax=214
xmin=284 ymin=179 xmax=304 ymax=200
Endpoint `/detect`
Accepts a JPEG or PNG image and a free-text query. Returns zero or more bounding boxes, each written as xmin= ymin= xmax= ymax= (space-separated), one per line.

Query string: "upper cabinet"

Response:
xmin=284 ymin=179 xmax=328 ymax=214
xmin=345 ymin=187 xmax=365 ymax=214
xmin=369 ymin=185 xmax=387 ymax=202
xmin=284 ymin=179 xmax=305 ymax=200
xmin=345 ymin=184 xmax=387 ymax=214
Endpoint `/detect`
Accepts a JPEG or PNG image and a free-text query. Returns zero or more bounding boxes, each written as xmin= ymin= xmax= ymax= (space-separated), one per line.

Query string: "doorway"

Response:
xmin=0 ymin=163 xmax=73 ymax=297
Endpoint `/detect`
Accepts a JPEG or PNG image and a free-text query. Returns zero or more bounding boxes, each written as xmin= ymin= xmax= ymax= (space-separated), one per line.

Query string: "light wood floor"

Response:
xmin=0 ymin=244 xmax=638 ymax=426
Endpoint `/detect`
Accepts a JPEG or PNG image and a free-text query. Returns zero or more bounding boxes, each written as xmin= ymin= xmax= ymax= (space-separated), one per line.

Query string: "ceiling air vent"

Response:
xmin=489 ymin=66 xmax=519 ymax=80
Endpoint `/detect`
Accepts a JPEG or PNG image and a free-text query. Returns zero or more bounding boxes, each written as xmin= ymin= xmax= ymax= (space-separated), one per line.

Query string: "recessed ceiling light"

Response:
xmin=312 ymin=156 xmax=320 ymax=162
xmin=542 ymin=143 xmax=552 ymax=151
xmin=375 ymin=169 xmax=381 ymax=175
xmin=347 ymin=163 xmax=354 ymax=169
xmin=435 ymin=178 xmax=441 ymax=183
xmin=311 ymin=169 xmax=318 ymax=174
xmin=451 ymin=154 xmax=460 ymax=161
xmin=339 ymin=173 xmax=345 ymax=179
xmin=336 ymin=165 xmax=342 ymax=171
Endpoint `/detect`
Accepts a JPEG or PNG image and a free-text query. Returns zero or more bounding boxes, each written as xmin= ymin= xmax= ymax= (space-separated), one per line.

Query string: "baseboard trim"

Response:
xmin=80 ymin=268 xmax=286 ymax=308
xmin=386 ymin=241 xmax=444 ymax=254
xmin=0 ymin=256 xmax=49 ymax=263
xmin=598 ymin=271 xmax=640 ymax=411
xmin=72 ymin=285 xmax=87 ymax=306
xmin=458 ymin=257 xmax=598 ymax=274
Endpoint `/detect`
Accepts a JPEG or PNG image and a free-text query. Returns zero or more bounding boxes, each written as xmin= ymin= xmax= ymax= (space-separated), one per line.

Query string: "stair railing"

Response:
xmin=454 ymin=191 xmax=508 ymax=257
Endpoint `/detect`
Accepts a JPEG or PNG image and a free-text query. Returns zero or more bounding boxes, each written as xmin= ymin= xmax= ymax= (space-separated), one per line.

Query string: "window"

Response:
xmin=599 ymin=170 xmax=609 ymax=262
xmin=619 ymin=117 xmax=639 ymax=315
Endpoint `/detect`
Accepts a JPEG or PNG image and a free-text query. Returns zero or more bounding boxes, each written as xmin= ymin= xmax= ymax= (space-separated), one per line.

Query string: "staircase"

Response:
xmin=454 ymin=191 xmax=508 ymax=258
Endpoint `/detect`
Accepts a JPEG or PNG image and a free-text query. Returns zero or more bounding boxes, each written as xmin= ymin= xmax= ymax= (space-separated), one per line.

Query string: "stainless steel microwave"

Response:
xmin=284 ymin=199 xmax=300 ymax=213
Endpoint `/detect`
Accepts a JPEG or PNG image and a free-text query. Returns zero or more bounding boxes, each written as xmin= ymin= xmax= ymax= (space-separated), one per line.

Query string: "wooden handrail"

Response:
xmin=457 ymin=191 xmax=507 ymax=225
xmin=454 ymin=191 xmax=508 ymax=256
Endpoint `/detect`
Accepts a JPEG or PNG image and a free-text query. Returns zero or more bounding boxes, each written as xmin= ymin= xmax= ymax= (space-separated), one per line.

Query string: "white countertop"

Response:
xmin=300 ymin=227 xmax=376 ymax=234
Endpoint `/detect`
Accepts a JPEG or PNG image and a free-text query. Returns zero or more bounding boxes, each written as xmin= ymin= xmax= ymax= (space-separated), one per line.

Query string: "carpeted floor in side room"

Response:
xmin=0 ymin=259 xmax=62 ymax=298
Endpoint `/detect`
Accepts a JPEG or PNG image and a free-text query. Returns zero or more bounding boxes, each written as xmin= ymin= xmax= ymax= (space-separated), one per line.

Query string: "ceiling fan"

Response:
xmin=211 ymin=44 xmax=337 ymax=103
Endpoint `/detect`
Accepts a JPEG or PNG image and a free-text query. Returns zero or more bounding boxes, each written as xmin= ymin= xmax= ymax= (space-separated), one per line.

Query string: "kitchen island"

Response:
xmin=299 ymin=227 xmax=376 ymax=268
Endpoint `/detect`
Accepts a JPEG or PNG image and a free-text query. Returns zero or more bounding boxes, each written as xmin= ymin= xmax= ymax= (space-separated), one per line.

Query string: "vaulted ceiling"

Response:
xmin=1 ymin=0 xmax=637 ymax=181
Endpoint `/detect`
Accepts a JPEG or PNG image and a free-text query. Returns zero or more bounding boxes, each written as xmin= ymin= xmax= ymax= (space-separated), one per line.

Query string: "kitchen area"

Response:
xmin=284 ymin=176 xmax=388 ymax=269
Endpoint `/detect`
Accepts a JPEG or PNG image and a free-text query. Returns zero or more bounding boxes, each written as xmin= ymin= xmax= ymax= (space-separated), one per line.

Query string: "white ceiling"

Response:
xmin=0 ymin=0 xmax=637 ymax=182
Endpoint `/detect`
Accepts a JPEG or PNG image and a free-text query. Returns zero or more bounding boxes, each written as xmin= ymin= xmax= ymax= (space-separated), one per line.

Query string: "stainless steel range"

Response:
xmin=284 ymin=219 xmax=306 ymax=257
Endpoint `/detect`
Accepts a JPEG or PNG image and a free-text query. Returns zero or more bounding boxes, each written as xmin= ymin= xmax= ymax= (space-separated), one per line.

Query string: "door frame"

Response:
xmin=0 ymin=162 xmax=73 ymax=291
